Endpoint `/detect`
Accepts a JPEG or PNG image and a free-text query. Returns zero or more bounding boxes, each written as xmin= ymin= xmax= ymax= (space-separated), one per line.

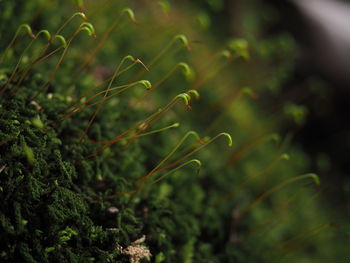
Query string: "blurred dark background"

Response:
xmin=259 ymin=0 xmax=350 ymax=212
xmin=190 ymin=0 xmax=350 ymax=217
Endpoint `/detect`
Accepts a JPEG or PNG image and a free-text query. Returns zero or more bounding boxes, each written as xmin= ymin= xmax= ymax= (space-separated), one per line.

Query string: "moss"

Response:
xmin=0 ymin=0 xmax=343 ymax=262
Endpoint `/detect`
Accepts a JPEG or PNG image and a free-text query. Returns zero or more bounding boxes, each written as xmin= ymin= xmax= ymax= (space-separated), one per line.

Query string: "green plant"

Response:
xmin=0 ymin=1 xmax=340 ymax=262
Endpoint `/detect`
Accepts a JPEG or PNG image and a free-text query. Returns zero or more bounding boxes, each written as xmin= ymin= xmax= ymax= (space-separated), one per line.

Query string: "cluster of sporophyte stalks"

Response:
xmin=0 ymin=0 xmax=339 ymax=262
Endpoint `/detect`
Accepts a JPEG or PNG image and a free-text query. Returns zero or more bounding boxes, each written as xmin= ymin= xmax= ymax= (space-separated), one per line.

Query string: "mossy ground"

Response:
xmin=0 ymin=0 xmax=347 ymax=262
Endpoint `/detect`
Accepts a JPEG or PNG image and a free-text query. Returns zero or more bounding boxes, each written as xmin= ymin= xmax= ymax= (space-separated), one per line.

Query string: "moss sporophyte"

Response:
xmin=0 ymin=1 xmax=330 ymax=262
xmin=0 ymin=4 xmax=233 ymax=261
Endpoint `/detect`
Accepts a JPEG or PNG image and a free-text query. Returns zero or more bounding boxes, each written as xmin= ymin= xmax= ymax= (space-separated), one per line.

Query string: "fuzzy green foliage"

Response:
xmin=0 ymin=0 xmax=345 ymax=262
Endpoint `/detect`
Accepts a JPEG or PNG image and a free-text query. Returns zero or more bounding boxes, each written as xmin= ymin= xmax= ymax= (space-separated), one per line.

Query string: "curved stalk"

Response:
xmin=246 ymin=173 xmax=320 ymax=213
xmin=80 ymin=56 xmax=147 ymax=141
